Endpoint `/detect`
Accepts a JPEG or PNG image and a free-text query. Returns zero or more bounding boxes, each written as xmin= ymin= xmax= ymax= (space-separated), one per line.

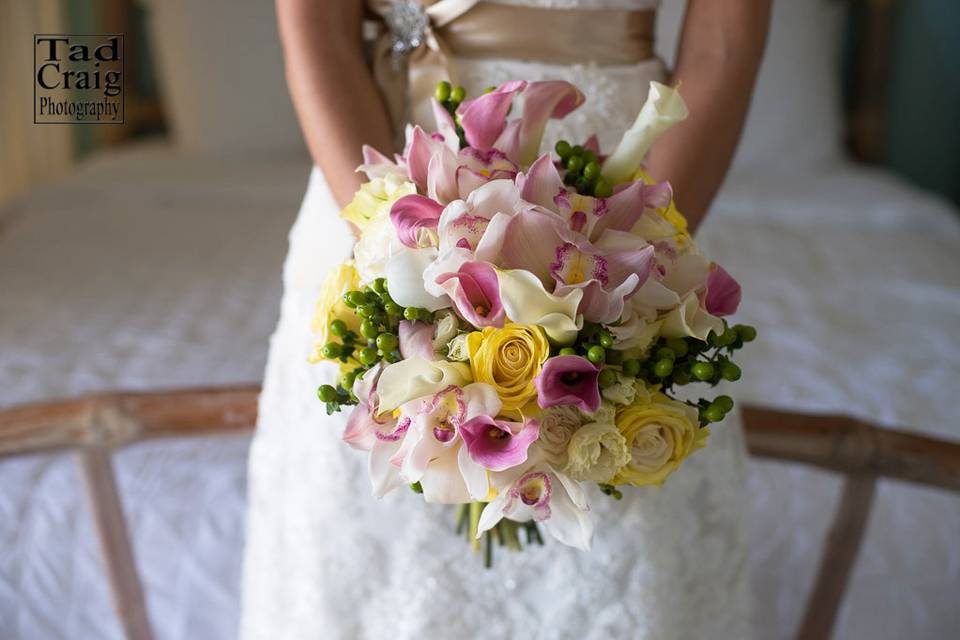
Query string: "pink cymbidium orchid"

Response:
xmin=459 ymin=415 xmax=539 ymax=472
xmin=391 ymin=382 xmax=503 ymax=503
xmin=550 ymin=236 xmax=656 ymax=323
xmin=341 ymin=365 xmax=410 ymax=498
xmin=477 ymin=460 xmax=594 ymax=551
xmin=518 ymin=153 xmax=673 ymax=242
xmin=534 ymin=355 xmax=601 ymax=413
xmin=435 ymin=261 xmax=505 ymax=328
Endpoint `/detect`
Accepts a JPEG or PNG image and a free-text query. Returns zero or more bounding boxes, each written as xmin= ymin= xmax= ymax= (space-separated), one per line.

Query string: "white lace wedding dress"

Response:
xmin=241 ymin=1 xmax=753 ymax=638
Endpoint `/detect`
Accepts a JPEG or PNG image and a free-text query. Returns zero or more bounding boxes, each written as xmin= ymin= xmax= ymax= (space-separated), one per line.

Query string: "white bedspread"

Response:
xmin=1 ymin=145 xmax=958 ymax=639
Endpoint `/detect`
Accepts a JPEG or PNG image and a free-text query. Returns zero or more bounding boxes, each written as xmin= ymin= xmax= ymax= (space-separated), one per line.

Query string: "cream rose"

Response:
xmin=564 ymin=422 xmax=631 ymax=483
xmin=537 ymin=405 xmax=584 ymax=468
xmin=612 ymin=392 xmax=708 ymax=487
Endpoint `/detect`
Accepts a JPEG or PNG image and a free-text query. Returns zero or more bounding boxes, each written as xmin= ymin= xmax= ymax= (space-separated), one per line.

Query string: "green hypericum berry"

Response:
xmin=384 ymin=301 xmax=403 ymax=316
xmin=703 ymin=404 xmax=725 ymax=423
xmin=593 ymin=180 xmax=613 ymax=198
xmin=372 ymin=278 xmax=388 ymax=295
xmin=583 ymin=149 xmax=598 ymax=164
xmin=583 ymin=161 xmax=601 ymax=181
xmin=622 ymin=359 xmax=641 ymax=376
xmin=346 ymin=290 xmax=367 ymax=307
xmin=737 ymin=325 xmax=757 ymax=342
xmin=358 ymin=347 xmax=379 ymax=365
xmin=566 ymin=156 xmax=584 ymax=175
xmin=450 ymin=85 xmax=466 ymax=103
xmin=317 ymin=384 xmax=338 ymax=403
xmin=571 ymin=145 xmax=584 ymax=156
xmin=714 ymin=395 xmax=735 ymax=412
xmin=665 ymin=338 xmax=689 ymax=357
xmin=322 ymin=342 xmax=343 ymax=359
xmin=342 ymin=292 xmax=358 ymax=308
xmin=555 ymin=140 xmax=573 ymax=159
xmin=356 ymin=305 xmax=378 ymax=320
xmin=360 ymin=320 xmax=380 ymax=339
xmin=655 ymin=347 xmax=676 ymax=362
xmin=716 ymin=327 xmax=737 ymax=347
xmin=721 ymin=362 xmax=742 ymax=381
xmin=653 ymin=359 xmax=674 ymax=378
xmin=340 ymin=370 xmax=358 ymax=390
xmin=691 ymin=362 xmax=715 ymax=381
xmin=598 ymin=368 xmax=618 ymax=388
xmin=403 ymin=307 xmax=420 ymax=321
xmin=329 ymin=319 xmax=348 ymax=338
xmin=376 ymin=332 xmax=399 ymax=352
xmin=575 ymin=178 xmax=592 ymax=195
xmin=435 ymin=81 xmax=452 ymax=102
xmin=586 ymin=345 xmax=606 ymax=364
xmin=558 ymin=347 xmax=577 ymax=356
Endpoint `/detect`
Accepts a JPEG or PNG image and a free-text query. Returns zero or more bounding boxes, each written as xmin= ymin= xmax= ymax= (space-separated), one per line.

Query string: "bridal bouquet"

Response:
xmin=311 ymin=79 xmax=755 ymax=563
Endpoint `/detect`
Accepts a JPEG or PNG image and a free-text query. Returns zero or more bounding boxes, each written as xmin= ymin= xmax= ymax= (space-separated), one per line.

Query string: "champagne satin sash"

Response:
xmin=366 ymin=0 xmax=656 ymax=132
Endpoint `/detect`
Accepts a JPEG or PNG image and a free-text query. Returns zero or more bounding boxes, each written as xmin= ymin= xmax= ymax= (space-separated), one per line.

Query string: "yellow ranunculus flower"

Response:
xmin=466 ymin=323 xmax=550 ymax=411
xmin=632 ymin=167 xmax=690 ymax=240
xmin=309 ymin=261 xmax=361 ymax=363
xmin=340 ymin=175 xmax=417 ymax=232
xmin=611 ymin=392 xmax=708 ymax=487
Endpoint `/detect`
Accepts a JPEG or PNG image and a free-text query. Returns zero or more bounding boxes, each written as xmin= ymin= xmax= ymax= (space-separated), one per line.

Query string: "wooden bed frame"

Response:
xmin=1 ymin=387 xmax=958 ymax=640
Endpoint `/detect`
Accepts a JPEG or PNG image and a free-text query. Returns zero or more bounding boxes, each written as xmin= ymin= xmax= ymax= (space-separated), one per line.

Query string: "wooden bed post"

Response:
xmin=78 ymin=445 xmax=154 ymax=640
xmin=795 ymin=473 xmax=877 ymax=640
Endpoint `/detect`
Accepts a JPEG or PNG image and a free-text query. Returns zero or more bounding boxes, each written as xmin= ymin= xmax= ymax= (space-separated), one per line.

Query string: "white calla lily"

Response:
xmin=497 ymin=268 xmax=583 ymax=344
xmin=660 ymin=292 xmax=724 ymax=341
xmin=376 ymin=357 xmax=471 ymax=413
xmin=601 ymin=82 xmax=689 ymax=184
xmin=385 ymin=247 xmax=449 ymax=311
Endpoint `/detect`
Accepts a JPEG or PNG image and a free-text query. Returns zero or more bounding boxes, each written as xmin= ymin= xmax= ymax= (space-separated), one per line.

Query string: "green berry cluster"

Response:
xmin=555 ymin=322 xmax=627 ymax=390
xmin=554 ymin=139 xmax=612 ymax=198
xmin=598 ymin=483 xmax=624 ymax=500
xmin=434 ymin=81 xmax=468 ymax=149
xmin=316 ymin=278 xmax=435 ymax=413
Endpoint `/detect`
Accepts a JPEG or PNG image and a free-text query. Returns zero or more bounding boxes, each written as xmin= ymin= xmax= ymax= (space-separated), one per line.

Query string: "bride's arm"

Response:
xmin=276 ymin=0 xmax=394 ymax=207
xmin=645 ymin=0 xmax=772 ymax=232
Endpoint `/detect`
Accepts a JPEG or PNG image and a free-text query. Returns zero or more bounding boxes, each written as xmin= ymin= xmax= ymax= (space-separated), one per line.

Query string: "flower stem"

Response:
xmin=469 ymin=501 xmax=482 ymax=553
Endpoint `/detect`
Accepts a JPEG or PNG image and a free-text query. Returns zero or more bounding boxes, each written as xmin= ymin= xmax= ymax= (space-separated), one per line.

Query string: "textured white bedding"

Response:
xmin=1 ymin=144 xmax=958 ymax=639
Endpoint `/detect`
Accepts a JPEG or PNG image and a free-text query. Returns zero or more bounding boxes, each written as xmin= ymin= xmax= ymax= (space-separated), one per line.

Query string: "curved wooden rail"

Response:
xmin=1 ymin=388 xmax=959 ymax=640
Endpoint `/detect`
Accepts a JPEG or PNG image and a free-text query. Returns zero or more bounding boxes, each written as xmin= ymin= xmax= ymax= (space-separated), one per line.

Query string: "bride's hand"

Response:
xmin=276 ymin=0 xmax=395 ymax=208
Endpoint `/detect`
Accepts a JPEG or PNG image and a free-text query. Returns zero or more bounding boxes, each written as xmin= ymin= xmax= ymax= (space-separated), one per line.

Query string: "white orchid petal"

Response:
xmin=458 ymin=446 xmax=491 ymax=501
xmin=476 ymin=489 xmax=510 ymax=537
xmin=420 ymin=451 xmax=472 ymax=504
xmin=544 ymin=484 xmax=594 ymax=551
xmin=369 ymin=441 xmax=404 ymax=498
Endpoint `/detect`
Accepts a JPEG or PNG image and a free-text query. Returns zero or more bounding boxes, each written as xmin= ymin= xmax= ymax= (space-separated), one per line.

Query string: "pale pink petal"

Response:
xmin=589 ymin=180 xmax=673 ymax=241
xmin=431 ymin=98 xmax=460 ymax=151
xmin=518 ymin=153 xmax=567 ymax=214
xmin=475 ymin=208 xmax=569 ymax=284
xmin=427 ymin=148 xmax=460 ymax=203
xmin=516 ymin=81 xmax=585 ymax=165
xmin=458 ymin=81 xmax=527 ymax=149
xmin=404 ymin=126 xmax=440 ymax=190
xmin=704 ymin=263 xmax=742 ymax=317
xmin=398 ymin=320 xmax=436 ymax=360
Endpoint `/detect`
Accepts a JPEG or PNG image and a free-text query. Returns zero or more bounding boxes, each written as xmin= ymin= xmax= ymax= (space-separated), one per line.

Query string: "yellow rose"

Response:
xmin=340 ymin=175 xmax=416 ymax=232
xmin=466 ymin=323 xmax=550 ymax=412
xmin=611 ymin=392 xmax=708 ymax=487
xmin=632 ymin=167 xmax=690 ymax=240
xmin=309 ymin=261 xmax=361 ymax=363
